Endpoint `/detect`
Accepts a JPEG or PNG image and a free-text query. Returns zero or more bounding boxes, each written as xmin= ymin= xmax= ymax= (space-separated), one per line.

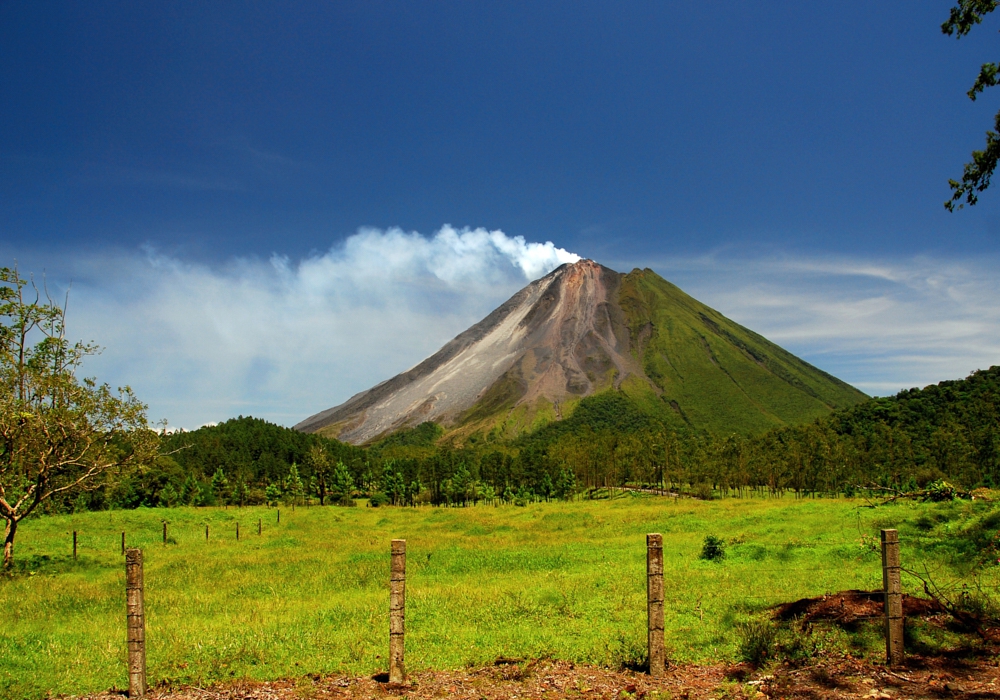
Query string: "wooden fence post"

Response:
xmin=73 ymin=531 xmax=77 ymax=559
xmin=647 ymin=533 xmax=665 ymax=677
xmin=205 ymin=525 xmax=209 ymax=541
xmin=277 ymin=509 xmax=280 ymax=524
xmin=121 ymin=531 xmax=125 ymax=556
xmin=389 ymin=539 xmax=406 ymax=684
xmin=162 ymin=522 xmax=167 ymax=544
xmin=881 ymin=529 xmax=904 ymax=667
xmin=125 ymin=548 xmax=147 ymax=697
xmin=258 ymin=518 xmax=262 ymax=536
xmin=236 ymin=523 xmax=240 ymax=541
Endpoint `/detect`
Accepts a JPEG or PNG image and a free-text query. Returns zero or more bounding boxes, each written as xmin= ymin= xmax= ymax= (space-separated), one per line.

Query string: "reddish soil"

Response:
xmin=74 ymin=655 xmax=1000 ymax=700
xmin=773 ymin=589 xmax=946 ymax=626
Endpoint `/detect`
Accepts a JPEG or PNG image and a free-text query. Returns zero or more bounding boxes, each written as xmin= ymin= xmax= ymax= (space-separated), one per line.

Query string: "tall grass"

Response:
xmin=1 ymin=495 xmax=995 ymax=698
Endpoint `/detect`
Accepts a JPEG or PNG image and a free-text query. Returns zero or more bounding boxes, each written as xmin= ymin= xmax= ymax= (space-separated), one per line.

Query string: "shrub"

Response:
xmin=693 ymin=483 xmax=714 ymax=500
xmin=700 ymin=534 xmax=726 ymax=561
xmin=369 ymin=492 xmax=389 ymax=508
xmin=925 ymin=479 xmax=958 ymax=502
xmin=608 ymin=631 xmax=648 ymax=671
xmin=736 ymin=618 xmax=777 ymax=666
xmin=957 ymin=586 xmax=1000 ymax=622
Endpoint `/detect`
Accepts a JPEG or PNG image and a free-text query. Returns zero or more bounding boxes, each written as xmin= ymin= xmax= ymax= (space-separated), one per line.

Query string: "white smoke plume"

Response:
xmin=60 ymin=226 xmax=579 ymax=428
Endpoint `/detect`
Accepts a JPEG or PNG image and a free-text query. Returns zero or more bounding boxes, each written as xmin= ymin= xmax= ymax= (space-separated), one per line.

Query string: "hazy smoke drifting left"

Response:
xmin=57 ymin=226 xmax=579 ymax=428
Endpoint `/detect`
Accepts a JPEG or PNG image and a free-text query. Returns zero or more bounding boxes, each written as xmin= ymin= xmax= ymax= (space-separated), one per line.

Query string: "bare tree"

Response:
xmin=0 ymin=265 xmax=156 ymax=568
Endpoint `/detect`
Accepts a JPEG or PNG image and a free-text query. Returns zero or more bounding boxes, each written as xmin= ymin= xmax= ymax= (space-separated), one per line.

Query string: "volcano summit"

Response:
xmin=296 ymin=260 xmax=866 ymax=444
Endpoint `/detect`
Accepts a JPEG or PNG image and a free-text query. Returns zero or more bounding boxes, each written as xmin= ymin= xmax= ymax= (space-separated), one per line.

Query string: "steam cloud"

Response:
xmin=67 ymin=226 xmax=580 ymax=428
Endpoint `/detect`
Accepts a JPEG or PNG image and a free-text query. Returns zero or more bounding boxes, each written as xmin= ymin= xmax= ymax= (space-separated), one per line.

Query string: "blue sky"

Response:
xmin=2 ymin=2 xmax=1000 ymax=427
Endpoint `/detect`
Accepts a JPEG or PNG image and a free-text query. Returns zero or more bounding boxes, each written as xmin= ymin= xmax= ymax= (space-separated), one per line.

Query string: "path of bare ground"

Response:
xmin=68 ymin=653 xmax=1000 ymax=700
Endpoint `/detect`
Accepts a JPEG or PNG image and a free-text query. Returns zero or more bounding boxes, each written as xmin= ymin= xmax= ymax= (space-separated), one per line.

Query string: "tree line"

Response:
xmin=36 ymin=365 xmax=999 ymax=516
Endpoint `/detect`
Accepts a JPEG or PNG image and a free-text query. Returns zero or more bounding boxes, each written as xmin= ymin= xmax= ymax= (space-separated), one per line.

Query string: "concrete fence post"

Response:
xmin=125 ymin=548 xmax=147 ymax=697
xmin=647 ymin=533 xmax=665 ymax=677
xmin=881 ymin=529 xmax=903 ymax=667
xmin=389 ymin=539 xmax=406 ymax=684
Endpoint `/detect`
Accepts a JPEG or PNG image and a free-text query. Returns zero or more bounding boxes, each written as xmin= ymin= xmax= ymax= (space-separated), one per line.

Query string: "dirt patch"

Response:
xmin=67 ymin=654 xmax=1000 ymax=700
xmin=756 ymin=653 xmax=1000 ymax=699
xmin=774 ymin=589 xmax=946 ymax=626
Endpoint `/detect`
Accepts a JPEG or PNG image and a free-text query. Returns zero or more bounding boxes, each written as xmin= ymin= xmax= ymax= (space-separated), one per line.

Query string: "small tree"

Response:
xmin=284 ymin=463 xmax=305 ymax=505
xmin=538 ymin=472 xmax=555 ymax=502
xmin=231 ymin=476 xmax=249 ymax=508
xmin=700 ymin=534 xmax=727 ymax=561
xmin=264 ymin=482 xmax=282 ymax=506
xmin=304 ymin=444 xmax=331 ymax=505
xmin=0 ymin=266 xmax=156 ymax=568
xmin=555 ymin=467 xmax=577 ymax=501
xmin=210 ymin=468 xmax=229 ymax=506
xmin=330 ymin=461 xmax=354 ymax=505
xmin=450 ymin=463 xmax=471 ymax=506
xmin=405 ymin=478 xmax=421 ymax=506
xmin=382 ymin=460 xmax=405 ymax=505
xmin=159 ymin=482 xmax=180 ymax=508
xmin=179 ymin=475 xmax=199 ymax=505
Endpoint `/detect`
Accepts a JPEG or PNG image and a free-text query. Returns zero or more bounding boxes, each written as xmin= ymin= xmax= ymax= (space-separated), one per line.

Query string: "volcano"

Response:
xmin=295 ymin=260 xmax=866 ymax=443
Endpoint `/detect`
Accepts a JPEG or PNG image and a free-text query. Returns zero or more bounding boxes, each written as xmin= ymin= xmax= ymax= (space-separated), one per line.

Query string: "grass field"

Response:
xmin=1 ymin=495 xmax=996 ymax=699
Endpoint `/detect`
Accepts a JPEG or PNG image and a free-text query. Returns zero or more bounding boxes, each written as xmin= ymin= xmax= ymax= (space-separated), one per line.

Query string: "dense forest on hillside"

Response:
xmin=44 ymin=366 xmax=1000 ymax=513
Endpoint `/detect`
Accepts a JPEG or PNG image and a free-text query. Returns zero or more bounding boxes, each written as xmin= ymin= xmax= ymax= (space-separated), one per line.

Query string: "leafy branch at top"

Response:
xmin=943 ymin=1 xmax=1000 ymax=210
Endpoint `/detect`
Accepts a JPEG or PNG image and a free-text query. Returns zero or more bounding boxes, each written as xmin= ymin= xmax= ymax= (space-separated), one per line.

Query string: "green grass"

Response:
xmin=2 ymin=496 xmax=997 ymax=699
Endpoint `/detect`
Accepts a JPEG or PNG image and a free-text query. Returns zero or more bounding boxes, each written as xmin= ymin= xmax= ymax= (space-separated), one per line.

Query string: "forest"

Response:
xmin=44 ymin=366 xmax=1000 ymax=513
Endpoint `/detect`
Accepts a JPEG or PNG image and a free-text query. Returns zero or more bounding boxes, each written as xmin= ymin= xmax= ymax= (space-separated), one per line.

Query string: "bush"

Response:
xmin=700 ymin=534 xmax=726 ymax=561
xmin=693 ymin=483 xmax=714 ymax=500
xmin=369 ymin=492 xmax=389 ymax=507
xmin=736 ymin=618 xmax=777 ymax=666
xmin=925 ymin=479 xmax=957 ymax=502
xmin=957 ymin=586 xmax=1000 ymax=622
xmin=608 ymin=631 xmax=648 ymax=671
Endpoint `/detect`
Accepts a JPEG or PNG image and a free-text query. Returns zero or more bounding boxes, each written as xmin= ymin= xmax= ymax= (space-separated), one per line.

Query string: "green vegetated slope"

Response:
xmin=794 ymin=364 xmax=1000 ymax=488
xmin=158 ymin=416 xmax=364 ymax=480
xmin=3 ymin=497 xmax=997 ymax=699
xmin=826 ymin=364 xmax=1000 ymax=446
xmin=617 ymin=269 xmax=867 ymax=434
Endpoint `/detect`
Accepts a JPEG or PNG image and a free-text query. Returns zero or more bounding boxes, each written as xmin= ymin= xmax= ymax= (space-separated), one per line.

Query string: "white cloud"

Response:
xmin=58 ymin=226 xmax=579 ymax=428
xmin=633 ymin=252 xmax=1000 ymax=396
xmin=11 ymin=233 xmax=996 ymax=430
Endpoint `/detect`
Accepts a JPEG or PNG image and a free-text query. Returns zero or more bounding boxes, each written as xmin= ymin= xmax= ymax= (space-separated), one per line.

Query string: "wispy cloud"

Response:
xmin=59 ymin=226 xmax=579 ymax=428
xmin=635 ymin=253 xmax=1000 ymax=395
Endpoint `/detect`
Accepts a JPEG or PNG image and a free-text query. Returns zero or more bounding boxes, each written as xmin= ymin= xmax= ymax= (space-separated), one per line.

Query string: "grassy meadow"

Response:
xmin=2 ymin=495 xmax=997 ymax=699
